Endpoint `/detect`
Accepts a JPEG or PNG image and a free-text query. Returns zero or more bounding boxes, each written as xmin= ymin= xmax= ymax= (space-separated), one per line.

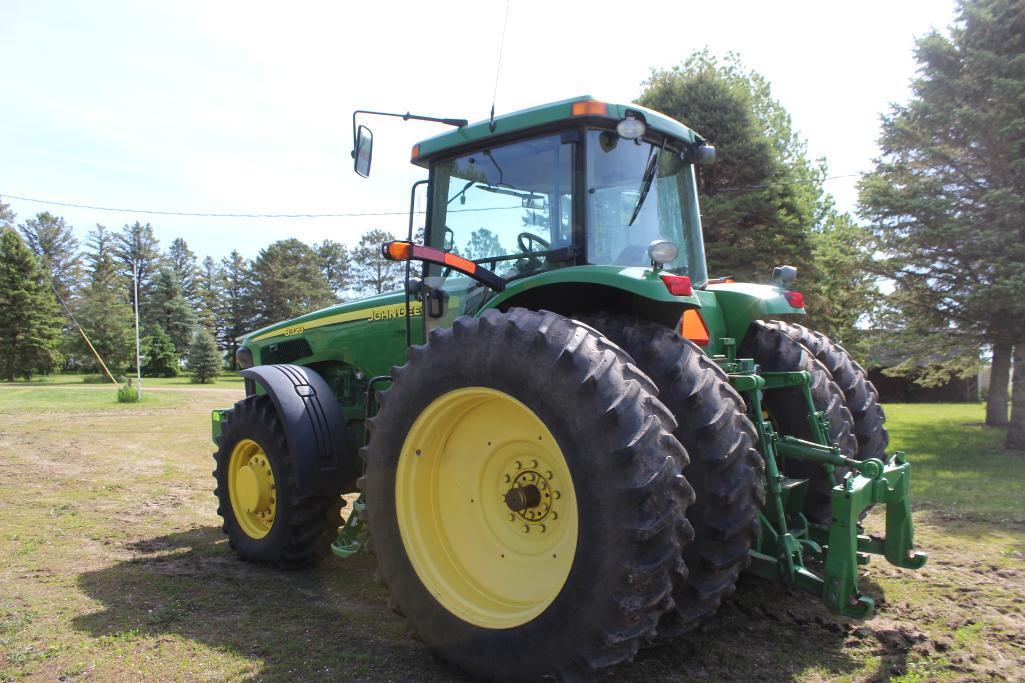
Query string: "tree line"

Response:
xmin=1 ymin=0 xmax=1021 ymax=446
xmin=0 ymin=209 xmax=405 ymax=381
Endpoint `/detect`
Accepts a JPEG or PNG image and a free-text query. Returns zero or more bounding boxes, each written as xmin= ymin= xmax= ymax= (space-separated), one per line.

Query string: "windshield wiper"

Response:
xmin=626 ymin=141 xmax=665 ymax=227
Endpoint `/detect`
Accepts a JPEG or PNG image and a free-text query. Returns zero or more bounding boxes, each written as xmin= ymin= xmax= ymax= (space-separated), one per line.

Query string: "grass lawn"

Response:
xmin=3 ymin=372 xmax=245 ymax=389
xmin=0 ymin=389 xmax=1022 ymax=681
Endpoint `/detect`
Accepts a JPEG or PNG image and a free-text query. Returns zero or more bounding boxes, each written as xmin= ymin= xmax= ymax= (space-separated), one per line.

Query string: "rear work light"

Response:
xmin=660 ymin=274 xmax=692 ymax=297
xmin=784 ymin=291 xmax=805 ymax=308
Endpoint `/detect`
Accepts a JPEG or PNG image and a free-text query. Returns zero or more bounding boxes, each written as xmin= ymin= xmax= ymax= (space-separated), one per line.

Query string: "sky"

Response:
xmin=0 ymin=0 xmax=957 ymax=262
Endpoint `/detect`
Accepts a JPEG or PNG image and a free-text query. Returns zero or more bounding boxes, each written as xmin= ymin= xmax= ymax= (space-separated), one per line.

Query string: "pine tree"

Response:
xmin=195 ymin=255 xmax=221 ymax=336
xmin=218 ymin=250 xmax=257 ymax=365
xmin=153 ymin=267 xmax=196 ymax=356
xmin=0 ymin=228 xmax=64 ymax=380
xmin=350 ymin=229 xmax=403 ymax=295
xmin=188 ymin=328 xmax=222 ymax=384
xmin=143 ymin=324 xmax=179 ymax=377
xmin=74 ymin=226 xmax=135 ymax=374
xmin=316 ymin=239 xmax=351 ymax=299
xmin=250 ymin=239 xmax=334 ymax=327
xmin=0 ymin=200 xmax=15 ymax=230
xmin=168 ymin=237 xmax=199 ymax=303
xmin=18 ymin=212 xmax=81 ymax=302
xmin=114 ymin=221 xmax=162 ymax=327
xmin=638 ymin=51 xmax=824 ymax=284
xmin=858 ymin=0 xmax=1025 ymax=445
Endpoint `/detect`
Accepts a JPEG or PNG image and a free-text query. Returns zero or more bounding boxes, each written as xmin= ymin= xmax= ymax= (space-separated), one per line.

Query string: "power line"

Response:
xmin=1 ymin=193 xmax=414 ymax=219
xmin=2 ymin=172 xmax=863 ymax=220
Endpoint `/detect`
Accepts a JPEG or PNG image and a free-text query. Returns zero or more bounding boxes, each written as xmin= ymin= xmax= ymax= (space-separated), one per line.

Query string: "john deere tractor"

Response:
xmin=210 ymin=96 xmax=926 ymax=681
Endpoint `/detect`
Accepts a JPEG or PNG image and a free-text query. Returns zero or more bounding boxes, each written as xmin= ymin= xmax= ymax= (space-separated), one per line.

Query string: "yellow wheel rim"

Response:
xmin=228 ymin=438 xmax=277 ymax=540
xmin=396 ymin=387 xmax=578 ymax=630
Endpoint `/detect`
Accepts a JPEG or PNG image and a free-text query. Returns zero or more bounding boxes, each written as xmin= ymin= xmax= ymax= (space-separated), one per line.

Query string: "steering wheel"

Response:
xmin=517 ymin=231 xmax=550 ymax=254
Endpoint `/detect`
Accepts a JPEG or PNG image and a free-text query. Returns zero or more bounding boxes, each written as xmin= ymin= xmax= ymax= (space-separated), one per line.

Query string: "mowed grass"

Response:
xmin=885 ymin=403 xmax=1025 ymax=524
xmin=3 ymin=372 xmax=245 ymax=389
xmin=0 ymin=388 xmax=1022 ymax=682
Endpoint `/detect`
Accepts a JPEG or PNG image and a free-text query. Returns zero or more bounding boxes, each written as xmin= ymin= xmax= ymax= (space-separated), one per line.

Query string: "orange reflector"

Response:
xmin=443 ymin=252 xmax=477 ymax=273
xmin=410 ymin=144 xmax=421 ymax=160
xmin=680 ymin=309 xmax=710 ymax=346
xmin=383 ymin=241 xmax=413 ymax=261
xmin=571 ymin=100 xmax=609 ymax=116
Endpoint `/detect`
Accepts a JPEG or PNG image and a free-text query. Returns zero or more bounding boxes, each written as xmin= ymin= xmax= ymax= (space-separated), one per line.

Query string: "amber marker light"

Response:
xmin=410 ymin=144 xmax=421 ymax=161
xmin=571 ymin=100 xmax=609 ymax=116
xmin=382 ymin=241 xmax=413 ymax=261
xmin=680 ymin=309 xmax=710 ymax=346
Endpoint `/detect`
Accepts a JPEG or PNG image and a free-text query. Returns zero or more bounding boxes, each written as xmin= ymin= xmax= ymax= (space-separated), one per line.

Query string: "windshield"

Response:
xmin=427 ymin=134 xmax=574 ymax=281
xmin=585 ymin=130 xmax=707 ymax=281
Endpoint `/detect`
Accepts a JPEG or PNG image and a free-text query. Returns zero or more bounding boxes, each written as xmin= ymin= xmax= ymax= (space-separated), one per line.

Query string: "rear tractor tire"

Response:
xmin=739 ymin=320 xmax=858 ymax=525
xmin=362 ymin=308 xmax=694 ymax=681
xmin=766 ymin=321 xmax=888 ymax=460
xmin=213 ymin=395 xmax=343 ymax=568
xmin=579 ymin=313 xmax=765 ymax=640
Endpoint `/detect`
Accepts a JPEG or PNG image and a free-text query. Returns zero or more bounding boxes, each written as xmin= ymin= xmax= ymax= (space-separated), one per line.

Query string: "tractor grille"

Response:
xmin=262 ymin=339 xmax=313 ymax=365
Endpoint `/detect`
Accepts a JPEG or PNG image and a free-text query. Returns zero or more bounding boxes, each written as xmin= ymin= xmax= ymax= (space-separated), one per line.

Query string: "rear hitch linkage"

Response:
xmin=725 ymin=360 xmax=927 ymax=619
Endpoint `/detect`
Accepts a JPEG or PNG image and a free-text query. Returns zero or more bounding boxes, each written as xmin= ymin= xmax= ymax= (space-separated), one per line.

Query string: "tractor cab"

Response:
xmin=355 ymin=96 xmax=717 ymax=332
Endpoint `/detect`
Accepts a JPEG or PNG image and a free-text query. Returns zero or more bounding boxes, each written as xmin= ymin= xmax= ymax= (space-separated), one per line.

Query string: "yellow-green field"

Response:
xmin=1 ymin=385 xmax=1022 ymax=681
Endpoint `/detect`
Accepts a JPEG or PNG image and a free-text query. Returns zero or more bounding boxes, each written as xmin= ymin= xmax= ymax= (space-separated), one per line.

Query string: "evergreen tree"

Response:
xmin=195 ymin=255 xmax=221 ymax=335
xmin=218 ymin=250 xmax=257 ymax=365
xmin=0 ymin=200 xmax=15 ymax=230
xmin=75 ymin=226 xmax=135 ymax=374
xmin=316 ymin=239 xmax=351 ymax=299
xmin=143 ymin=324 xmax=179 ymax=377
xmin=802 ymin=211 xmax=880 ymax=355
xmin=153 ymin=267 xmax=197 ymax=356
xmin=250 ymin=239 xmax=334 ymax=327
xmin=188 ymin=328 xmax=222 ymax=383
xmin=0 ymin=228 xmax=64 ymax=380
xmin=464 ymin=228 xmax=504 ymax=260
xmin=114 ymin=221 xmax=162 ymax=326
xmin=350 ymin=229 xmax=403 ymax=295
xmin=168 ymin=237 xmax=199 ymax=303
xmin=858 ymin=0 xmax=1025 ymax=445
xmin=18 ymin=212 xmax=81 ymax=302
xmin=638 ymin=51 xmax=824 ymax=284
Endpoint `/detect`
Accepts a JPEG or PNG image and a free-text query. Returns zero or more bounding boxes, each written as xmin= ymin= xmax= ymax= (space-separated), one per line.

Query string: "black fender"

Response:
xmin=240 ymin=364 xmax=360 ymax=497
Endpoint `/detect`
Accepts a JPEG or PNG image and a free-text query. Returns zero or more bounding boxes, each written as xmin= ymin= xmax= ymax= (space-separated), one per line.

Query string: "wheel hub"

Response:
xmin=227 ymin=439 xmax=277 ymax=539
xmin=501 ymin=464 xmax=558 ymax=530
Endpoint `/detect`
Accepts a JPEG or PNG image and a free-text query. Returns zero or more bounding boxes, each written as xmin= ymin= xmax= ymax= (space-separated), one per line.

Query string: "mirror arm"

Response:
xmin=351 ymin=109 xmax=468 ymax=155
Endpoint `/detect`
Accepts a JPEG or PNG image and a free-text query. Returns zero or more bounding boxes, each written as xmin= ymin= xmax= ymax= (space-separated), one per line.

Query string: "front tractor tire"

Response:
xmin=363 ymin=308 xmax=693 ymax=681
xmin=213 ymin=395 xmax=343 ymax=568
xmin=579 ymin=313 xmax=765 ymax=640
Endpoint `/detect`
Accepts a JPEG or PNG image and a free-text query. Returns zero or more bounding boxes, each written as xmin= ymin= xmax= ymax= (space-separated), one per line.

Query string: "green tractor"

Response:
xmin=210 ymin=96 xmax=926 ymax=680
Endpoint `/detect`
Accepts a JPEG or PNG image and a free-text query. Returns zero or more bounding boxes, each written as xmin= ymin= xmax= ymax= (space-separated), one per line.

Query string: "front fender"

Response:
xmin=241 ymin=364 xmax=360 ymax=496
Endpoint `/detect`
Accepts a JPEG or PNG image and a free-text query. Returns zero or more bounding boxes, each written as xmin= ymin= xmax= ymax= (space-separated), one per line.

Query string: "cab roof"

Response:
xmin=411 ymin=95 xmax=701 ymax=167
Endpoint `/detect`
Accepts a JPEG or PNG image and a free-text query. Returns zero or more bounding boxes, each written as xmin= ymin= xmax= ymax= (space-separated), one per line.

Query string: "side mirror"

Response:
xmin=353 ymin=125 xmax=374 ymax=177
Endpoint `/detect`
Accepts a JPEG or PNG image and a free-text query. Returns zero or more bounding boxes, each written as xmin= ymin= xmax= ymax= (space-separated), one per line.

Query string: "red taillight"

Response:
xmin=660 ymin=274 xmax=692 ymax=297
xmin=784 ymin=291 xmax=804 ymax=308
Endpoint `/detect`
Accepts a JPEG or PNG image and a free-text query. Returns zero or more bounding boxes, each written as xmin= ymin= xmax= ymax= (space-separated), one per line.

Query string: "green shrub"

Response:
xmin=84 ymin=374 xmax=124 ymax=384
xmin=116 ymin=383 xmax=140 ymax=403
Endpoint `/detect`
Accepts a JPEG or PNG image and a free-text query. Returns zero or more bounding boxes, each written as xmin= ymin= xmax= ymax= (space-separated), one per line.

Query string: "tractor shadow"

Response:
xmin=74 ymin=528 xmax=893 ymax=681
xmin=72 ymin=526 xmax=462 ymax=681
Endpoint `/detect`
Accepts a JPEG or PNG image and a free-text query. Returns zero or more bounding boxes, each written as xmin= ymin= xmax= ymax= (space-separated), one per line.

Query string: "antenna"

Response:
xmin=489 ymin=0 xmax=512 ymax=133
